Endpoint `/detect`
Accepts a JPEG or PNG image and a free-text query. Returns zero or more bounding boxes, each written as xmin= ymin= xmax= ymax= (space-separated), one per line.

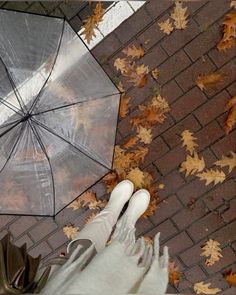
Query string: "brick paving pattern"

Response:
xmin=0 ymin=1 xmax=235 ymax=294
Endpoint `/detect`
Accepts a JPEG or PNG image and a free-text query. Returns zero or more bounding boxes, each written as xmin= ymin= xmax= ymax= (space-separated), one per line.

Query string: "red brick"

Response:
xmin=162 ymin=19 xmax=199 ymax=56
xmin=194 ymin=1 xmax=230 ymax=27
xmin=211 ymin=130 xmax=236 ymax=157
xmin=29 ymin=218 xmax=57 ymax=242
xmin=203 ymin=179 xmax=236 ymax=211
xmin=14 ymin=234 xmax=34 ymax=248
xmin=143 ymin=164 xmax=161 ymax=182
xmin=184 ymin=265 xmax=207 ymax=284
xmin=152 ymin=115 xmax=175 ymax=138
xmin=171 ymin=87 xmax=207 ymax=121
xmin=157 ymin=50 xmax=191 ymax=85
xmin=180 ymin=241 xmax=205 ymax=267
xmin=195 ymin=90 xmax=230 ymax=126
xmin=154 ymin=144 xmax=186 ymax=175
xmin=184 ymin=23 xmax=221 ymax=61
xmin=9 ymin=216 xmax=37 ymax=238
xmin=222 ymin=198 xmax=236 ymax=223
xmin=145 ymin=0 xmax=172 ymax=20
xmin=165 ymin=231 xmax=193 ymax=256
xmin=162 ymin=80 xmax=183 ymax=104
xmin=162 ymin=115 xmax=201 ymax=148
xmin=136 ymin=217 xmax=154 ymax=236
xmin=202 ymin=273 xmax=229 ymax=292
xmin=145 ymin=219 xmax=178 ymax=243
xmin=29 ymin=241 xmax=52 ymax=258
xmin=150 ymin=195 xmax=183 ymax=225
xmin=48 ymin=229 xmax=68 ymax=250
xmin=202 ymin=247 xmax=236 ymax=275
xmin=196 ymin=120 xmax=225 ymax=151
xmin=175 ymin=55 xmax=216 ymax=92
xmin=187 ymin=212 xmax=225 ymax=242
xmin=172 ymin=200 xmax=209 ymax=230
xmin=140 ymin=44 xmax=168 ymax=70
xmin=208 ymin=46 xmax=236 ymax=68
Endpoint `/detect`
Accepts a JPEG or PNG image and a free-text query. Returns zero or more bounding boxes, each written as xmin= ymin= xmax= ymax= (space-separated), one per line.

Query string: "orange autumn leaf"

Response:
xmin=123 ymin=136 xmax=139 ymax=149
xmin=196 ymin=72 xmax=225 ymax=91
xmin=68 ymin=191 xmax=97 ymax=210
xmin=122 ymin=44 xmax=145 ymax=59
xmin=217 ymin=10 xmax=236 ymax=51
xmin=223 ymin=269 xmax=236 ymax=287
xmin=143 ymin=235 xmax=154 ymax=245
xmin=85 ymin=211 xmax=99 ymax=224
xmin=142 ymin=196 xmax=159 ymax=218
xmin=224 ymin=95 xmax=236 ymax=134
xmin=119 ymin=94 xmax=131 ymax=118
xmin=169 ymin=261 xmax=183 ymax=286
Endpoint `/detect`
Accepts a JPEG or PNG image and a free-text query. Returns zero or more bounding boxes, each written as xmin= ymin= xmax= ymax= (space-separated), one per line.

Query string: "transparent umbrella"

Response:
xmin=0 ymin=9 xmax=121 ymax=216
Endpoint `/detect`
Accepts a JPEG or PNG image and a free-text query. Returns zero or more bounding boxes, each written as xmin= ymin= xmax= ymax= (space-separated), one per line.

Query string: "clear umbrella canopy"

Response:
xmin=0 ymin=9 xmax=120 ymax=216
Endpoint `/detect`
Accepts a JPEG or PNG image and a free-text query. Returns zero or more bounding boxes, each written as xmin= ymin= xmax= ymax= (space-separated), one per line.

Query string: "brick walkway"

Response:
xmin=0 ymin=1 xmax=236 ymax=294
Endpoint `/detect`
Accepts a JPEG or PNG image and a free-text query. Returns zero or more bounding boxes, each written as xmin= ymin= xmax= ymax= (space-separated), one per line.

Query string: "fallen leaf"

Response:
xmin=119 ymin=94 xmax=131 ymax=118
xmin=114 ymin=58 xmax=130 ymax=75
xmin=224 ymin=96 xmax=236 ymax=134
xmin=171 ymin=1 xmax=188 ymax=29
xmin=169 ymin=261 xmax=182 ymax=286
xmin=68 ymin=191 xmax=97 ymax=210
xmin=88 ymin=198 xmax=108 ymax=210
xmin=214 ymin=151 xmax=236 ymax=173
xmin=201 ymin=239 xmax=223 ymax=266
xmin=142 ymin=196 xmax=159 ymax=218
xmin=193 ymin=282 xmax=221 ymax=294
xmin=136 ymin=64 xmax=149 ymax=76
xmin=85 ymin=211 xmax=99 ymax=224
xmin=196 ymin=72 xmax=225 ymax=91
xmin=217 ymin=10 xmax=236 ymax=51
xmin=158 ymin=19 xmax=174 ymax=35
xmin=231 ymin=1 xmax=236 ymax=9
xmin=223 ymin=269 xmax=236 ymax=287
xmin=126 ymin=167 xmax=145 ymax=189
xmin=180 ymin=152 xmax=205 ymax=176
xmin=63 ymin=225 xmax=79 ymax=240
xmin=137 ymin=126 xmax=153 ymax=144
xmin=151 ymin=95 xmax=170 ymax=111
xmin=127 ymin=64 xmax=149 ymax=88
xmin=122 ymin=44 xmax=145 ymax=59
xmin=158 ymin=183 xmax=165 ymax=189
xmin=151 ymin=68 xmax=160 ymax=80
xmin=143 ymin=236 xmax=154 ymax=245
xmin=123 ymin=136 xmax=139 ymax=149
xmin=181 ymin=130 xmax=198 ymax=155
xmin=197 ymin=169 xmax=226 ymax=186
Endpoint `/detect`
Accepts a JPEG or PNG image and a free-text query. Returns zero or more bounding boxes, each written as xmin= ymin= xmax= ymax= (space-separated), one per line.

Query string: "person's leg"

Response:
xmin=67 ymin=180 xmax=134 ymax=253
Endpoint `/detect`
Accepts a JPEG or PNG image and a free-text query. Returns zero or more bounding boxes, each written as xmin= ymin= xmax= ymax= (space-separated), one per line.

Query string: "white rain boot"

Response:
xmin=67 ymin=180 xmax=134 ymax=253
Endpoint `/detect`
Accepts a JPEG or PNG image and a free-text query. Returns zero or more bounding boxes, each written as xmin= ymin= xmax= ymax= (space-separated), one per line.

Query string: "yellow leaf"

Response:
xmin=151 ymin=95 xmax=170 ymax=111
xmin=193 ymin=282 xmax=221 ymax=294
xmin=171 ymin=1 xmax=188 ymax=29
xmin=151 ymin=68 xmax=160 ymax=80
xmin=119 ymin=94 xmax=131 ymax=118
xmin=181 ymin=130 xmax=198 ymax=155
xmin=180 ymin=152 xmax=205 ymax=176
xmin=126 ymin=167 xmax=145 ymax=189
xmin=214 ymin=151 xmax=236 ymax=173
xmin=63 ymin=225 xmax=79 ymax=240
xmin=169 ymin=260 xmax=183 ymax=286
xmin=224 ymin=96 xmax=236 ymax=134
xmin=196 ymin=72 xmax=225 ymax=91
xmin=137 ymin=126 xmax=153 ymax=144
xmin=122 ymin=44 xmax=145 ymax=59
xmin=114 ymin=58 xmax=130 ymax=75
xmin=135 ymin=64 xmax=149 ymax=75
xmin=197 ymin=169 xmax=226 ymax=186
xmin=201 ymin=239 xmax=223 ymax=266
xmin=158 ymin=19 xmax=174 ymax=35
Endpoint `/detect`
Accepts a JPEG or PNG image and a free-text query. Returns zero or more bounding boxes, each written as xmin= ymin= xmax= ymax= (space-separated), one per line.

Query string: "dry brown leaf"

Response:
xmin=180 ymin=152 xmax=205 ymax=176
xmin=88 ymin=199 xmax=108 ymax=210
xmin=137 ymin=126 xmax=153 ymax=144
xmin=151 ymin=68 xmax=160 ymax=80
xmin=123 ymin=136 xmax=139 ymax=149
xmin=217 ymin=38 xmax=236 ymax=51
xmin=158 ymin=19 xmax=174 ymax=35
xmin=143 ymin=236 xmax=154 ymax=245
xmin=114 ymin=58 xmax=130 ymax=75
xmin=68 ymin=191 xmax=97 ymax=210
xmin=169 ymin=261 xmax=183 ymax=286
xmin=214 ymin=151 xmax=236 ymax=173
xmin=201 ymin=239 xmax=223 ymax=266
xmin=132 ymin=146 xmax=149 ymax=165
xmin=171 ymin=1 xmax=188 ymax=29
xmin=197 ymin=169 xmax=226 ymax=186
xmin=151 ymin=95 xmax=170 ymax=111
xmin=193 ymin=282 xmax=221 ymax=294
xmin=85 ymin=211 xmax=99 ymax=224
xmin=119 ymin=94 xmax=131 ymax=118
xmin=102 ymin=171 xmax=119 ymax=193
xmin=116 ymin=80 xmax=125 ymax=92
xmin=142 ymin=196 xmax=159 ymax=218
xmin=122 ymin=45 xmax=145 ymax=59
xmin=196 ymin=72 xmax=225 ymax=91
xmin=63 ymin=225 xmax=79 ymax=240
xmin=181 ymin=130 xmax=198 ymax=155
xmin=223 ymin=269 xmax=236 ymax=287
xmin=224 ymin=96 xmax=236 ymax=134
xmin=217 ymin=10 xmax=236 ymax=51
xmin=126 ymin=167 xmax=145 ymax=189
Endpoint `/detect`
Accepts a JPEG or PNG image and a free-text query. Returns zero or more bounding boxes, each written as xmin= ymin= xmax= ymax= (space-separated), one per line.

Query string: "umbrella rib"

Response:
xmin=0 ymin=97 xmax=24 ymax=116
xmin=0 ymin=57 xmax=27 ymax=113
xmin=31 ymin=92 xmax=121 ymax=116
xmin=28 ymin=120 xmax=56 ymax=216
xmin=28 ymin=19 xmax=66 ymax=115
xmin=0 ymin=119 xmax=22 ymax=139
xmin=31 ymin=118 xmax=111 ymax=171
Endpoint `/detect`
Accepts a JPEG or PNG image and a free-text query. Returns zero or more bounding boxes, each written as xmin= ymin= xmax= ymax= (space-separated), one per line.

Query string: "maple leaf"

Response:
xmin=193 ymin=282 xmax=221 ymax=294
xmin=126 ymin=167 xmax=145 ymax=189
xmin=214 ymin=151 xmax=236 ymax=173
xmin=119 ymin=94 xmax=131 ymax=118
xmin=123 ymin=136 xmax=139 ymax=149
xmin=196 ymin=72 xmax=225 ymax=91
xmin=197 ymin=169 xmax=226 ymax=186
xmin=180 ymin=152 xmax=205 ymax=176
xmin=151 ymin=95 xmax=170 ymax=111
xmin=224 ymin=96 xmax=236 ymax=134
xmin=114 ymin=58 xmax=130 ymax=75
xmin=181 ymin=130 xmax=198 ymax=155
xmin=151 ymin=68 xmax=160 ymax=80
xmin=137 ymin=126 xmax=153 ymax=144
xmin=217 ymin=10 xmax=236 ymax=51
xmin=63 ymin=225 xmax=79 ymax=240
xmin=85 ymin=211 xmax=99 ymax=225
xmin=171 ymin=1 xmax=188 ymax=30
xmin=169 ymin=261 xmax=183 ymax=286
xmin=122 ymin=45 xmax=145 ymax=59
xmin=142 ymin=196 xmax=159 ymax=218
xmin=217 ymin=38 xmax=236 ymax=51
xmin=158 ymin=19 xmax=174 ymax=35
xmin=127 ymin=64 xmax=149 ymax=88
xmin=201 ymin=239 xmax=223 ymax=266
xmin=68 ymin=191 xmax=97 ymax=210
xmin=223 ymin=269 xmax=236 ymax=287
xmin=102 ymin=171 xmax=119 ymax=193
xmin=132 ymin=146 xmax=149 ymax=165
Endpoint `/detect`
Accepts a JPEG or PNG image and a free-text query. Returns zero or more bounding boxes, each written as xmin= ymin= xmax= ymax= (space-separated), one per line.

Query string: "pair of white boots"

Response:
xmin=68 ymin=180 xmax=150 ymax=253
